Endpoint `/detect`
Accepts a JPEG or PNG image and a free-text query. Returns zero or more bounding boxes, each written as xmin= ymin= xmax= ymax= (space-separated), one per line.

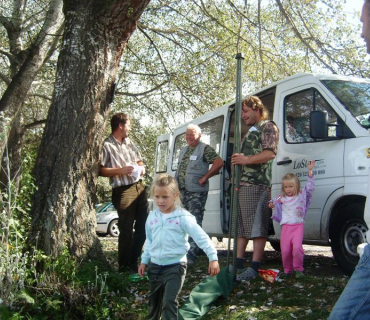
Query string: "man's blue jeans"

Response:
xmin=329 ymin=243 xmax=370 ymax=320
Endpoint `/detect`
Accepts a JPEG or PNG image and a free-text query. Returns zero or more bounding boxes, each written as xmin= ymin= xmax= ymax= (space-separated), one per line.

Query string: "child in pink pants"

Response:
xmin=269 ymin=160 xmax=315 ymax=278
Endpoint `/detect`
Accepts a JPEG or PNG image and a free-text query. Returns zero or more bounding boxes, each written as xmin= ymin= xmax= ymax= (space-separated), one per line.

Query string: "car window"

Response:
xmin=96 ymin=203 xmax=113 ymax=213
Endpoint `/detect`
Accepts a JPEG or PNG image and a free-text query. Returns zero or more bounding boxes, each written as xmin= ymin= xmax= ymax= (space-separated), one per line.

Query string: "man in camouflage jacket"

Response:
xmin=231 ymin=96 xmax=279 ymax=281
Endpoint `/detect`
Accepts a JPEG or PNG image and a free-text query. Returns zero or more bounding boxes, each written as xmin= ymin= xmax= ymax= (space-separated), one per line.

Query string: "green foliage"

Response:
xmin=16 ymin=289 xmax=35 ymax=305
xmin=38 ymin=247 xmax=77 ymax=284
xmin=117 ymin=0 xmax=370 ymax=135
xmin=0 ymin=140 xmax=38 ymax=308
xmin=96 ymin=176 xmax=111 ymax=203
xmin=0 ymin=180 xmax=29 ymax=308
xmin=104 ymin=0 xmax=370 ymax=183
xmin=0 ymin=253 xmax=148 ymax=319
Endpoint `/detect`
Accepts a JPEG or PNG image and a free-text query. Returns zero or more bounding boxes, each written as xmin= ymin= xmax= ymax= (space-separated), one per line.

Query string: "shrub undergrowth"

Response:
xmin=0 ymin=165 xmax=145 ymax=319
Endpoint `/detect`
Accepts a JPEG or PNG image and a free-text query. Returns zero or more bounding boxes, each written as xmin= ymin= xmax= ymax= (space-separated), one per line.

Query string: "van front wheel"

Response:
xmin=331 ymin=203 xmax=367 ymax=275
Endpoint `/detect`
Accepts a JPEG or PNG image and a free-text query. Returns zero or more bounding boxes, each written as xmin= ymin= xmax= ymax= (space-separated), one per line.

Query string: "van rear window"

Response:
xmin=155 ymin=140 xmax=169 ymax=173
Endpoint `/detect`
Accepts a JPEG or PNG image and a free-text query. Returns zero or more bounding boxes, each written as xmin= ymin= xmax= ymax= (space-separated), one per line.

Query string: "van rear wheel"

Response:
xmin=331 ymin=203 xmax=367 ymax=275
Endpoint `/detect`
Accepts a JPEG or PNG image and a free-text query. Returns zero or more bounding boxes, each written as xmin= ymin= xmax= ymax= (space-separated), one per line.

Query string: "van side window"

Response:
xmin=284 ymin=88 xmax=339 ymax=143
xmin=171 ymin=116 xmax=224 ymax=171
xmin=155 ymin=140 xmax=168 ymax=173
xmin=172 ymin=134 xmax=186 ymax=171
xmin=198 ymin=116 xmax=223 ymax=155
xmin=258 ymin=90 xmax=276 ymax=120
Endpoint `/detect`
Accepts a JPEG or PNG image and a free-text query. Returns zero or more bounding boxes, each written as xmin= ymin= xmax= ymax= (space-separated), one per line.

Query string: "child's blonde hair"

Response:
xmin=281 ymin=173 xmax=300 ymax=196
xmin=150 ymin=174 xmax=182 ymax=207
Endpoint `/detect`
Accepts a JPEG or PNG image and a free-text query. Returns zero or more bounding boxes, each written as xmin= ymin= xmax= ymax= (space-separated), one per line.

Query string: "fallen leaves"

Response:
xmin=98 ymin=238 xmax=348 ymax=319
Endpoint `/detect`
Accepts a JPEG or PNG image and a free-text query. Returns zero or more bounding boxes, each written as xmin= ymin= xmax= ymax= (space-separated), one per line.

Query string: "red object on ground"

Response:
xmin=258 ymin=269 xmax=280 ymax=283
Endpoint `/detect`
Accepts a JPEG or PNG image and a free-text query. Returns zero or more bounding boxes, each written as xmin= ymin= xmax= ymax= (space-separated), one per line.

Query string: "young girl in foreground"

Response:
xmin=269 ymin=160 xmax=315 ymax=278
xmin=139 ymin=174 xmax=220 ymax=320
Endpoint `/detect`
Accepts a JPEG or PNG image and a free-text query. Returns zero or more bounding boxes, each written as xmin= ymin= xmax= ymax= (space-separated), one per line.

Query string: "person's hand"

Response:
xmin=208 ymin=260 xmax=220 ymax=277
xmin=138 ymin=263 xmax=147 ymax=277
xmin=308 ymin=159 xmax=315 ymax=171
xmin=268 ymin=200 xmax=275 ymax=209
xmin=122 ymin=166 xmax=134 ymax=175
xmin=231 ymin=153 xmax=248 ymax=165
xmin=198 ymin=176 xmax=207 ymax=186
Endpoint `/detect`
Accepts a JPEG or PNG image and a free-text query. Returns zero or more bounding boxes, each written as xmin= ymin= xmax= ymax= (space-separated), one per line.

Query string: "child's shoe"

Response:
xmin=236 ymin=267 xmax=258 ymax=281
xmin=279 ymin=272 xmax=292 ymax=280
xmin=295 ymin=270 xmax=305 ymax=279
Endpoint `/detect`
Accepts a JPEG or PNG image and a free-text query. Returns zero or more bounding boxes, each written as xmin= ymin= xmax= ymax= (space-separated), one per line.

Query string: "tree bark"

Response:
xmin=0 ymin=112 xmax=24 ymax=195
xmin=29 ymin=0 xmax=151 ymax=260
xmin=0 ymin=0 xmax=64 ymax=184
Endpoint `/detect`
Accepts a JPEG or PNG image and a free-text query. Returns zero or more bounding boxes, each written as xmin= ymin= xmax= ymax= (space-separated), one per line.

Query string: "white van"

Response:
xmin=154 ymin=73 xmax=370 ymax=275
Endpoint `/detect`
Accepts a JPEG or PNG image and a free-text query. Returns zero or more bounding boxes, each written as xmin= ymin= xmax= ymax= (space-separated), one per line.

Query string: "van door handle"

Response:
xmin=277 ymin=159 xmax=292 ymax=165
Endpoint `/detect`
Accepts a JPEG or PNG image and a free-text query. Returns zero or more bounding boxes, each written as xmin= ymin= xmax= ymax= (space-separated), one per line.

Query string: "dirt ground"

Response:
xmin=101 ymin=236 xmax=344 ymax=277
xmin=213 ymin=238 xmax=343 ymax=277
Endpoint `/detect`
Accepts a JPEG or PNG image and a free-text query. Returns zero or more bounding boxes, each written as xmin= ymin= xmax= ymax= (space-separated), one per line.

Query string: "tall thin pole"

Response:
xmin=231 ymin=53 xmax=244 ymax=280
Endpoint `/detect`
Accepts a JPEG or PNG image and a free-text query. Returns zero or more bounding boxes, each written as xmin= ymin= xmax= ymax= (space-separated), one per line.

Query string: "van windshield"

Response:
xmin=322 ymin=79 xmax=370 ymax=129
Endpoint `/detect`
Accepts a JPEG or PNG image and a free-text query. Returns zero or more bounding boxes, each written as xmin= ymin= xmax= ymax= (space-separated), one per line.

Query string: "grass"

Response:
xmin=0 ymin=238 xmax=348 ymax=319
xmin=101 ymin=238 xmax=348 ymax=320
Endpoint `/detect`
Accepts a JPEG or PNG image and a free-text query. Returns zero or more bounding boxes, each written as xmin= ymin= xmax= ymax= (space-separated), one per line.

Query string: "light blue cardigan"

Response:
xmin=141 ymin=207 xmax=218 ymax=266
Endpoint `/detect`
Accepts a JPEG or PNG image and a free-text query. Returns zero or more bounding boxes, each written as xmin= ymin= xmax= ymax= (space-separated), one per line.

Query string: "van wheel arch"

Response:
xmin=330 ymin=200 xmax=367 ymax=275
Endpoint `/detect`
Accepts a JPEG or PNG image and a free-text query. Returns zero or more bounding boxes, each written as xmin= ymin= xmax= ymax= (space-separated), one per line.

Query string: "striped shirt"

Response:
xmin=100 ymin=135 xmax=142 ymax=188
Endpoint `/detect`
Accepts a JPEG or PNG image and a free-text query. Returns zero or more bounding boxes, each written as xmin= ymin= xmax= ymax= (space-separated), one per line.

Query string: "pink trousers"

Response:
xmin=280 ymin=223 xmax=304 ymax=274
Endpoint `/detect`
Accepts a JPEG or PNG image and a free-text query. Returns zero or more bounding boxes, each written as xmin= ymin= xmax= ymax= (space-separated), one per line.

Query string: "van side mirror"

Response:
xmin=310 ymin=110 xmax=328 ymax=139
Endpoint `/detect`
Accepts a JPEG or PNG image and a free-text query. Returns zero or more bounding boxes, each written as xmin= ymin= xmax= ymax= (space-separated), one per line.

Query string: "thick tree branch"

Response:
xmin=138 ymin=25 xmax=170 ymax=75
xmin=115 ymin=80 xmax=169 ymax=97
xmin=0 ymin=71 xmax=11 ymax=86
xmin=24 ymin=119 xmax=47 ymax=130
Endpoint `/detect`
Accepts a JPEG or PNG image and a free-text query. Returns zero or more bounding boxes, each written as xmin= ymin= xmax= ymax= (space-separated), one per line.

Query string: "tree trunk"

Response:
xmin=29 ymin=0 xmax=151 ymax=260
xmin=0 ymin=0 xmax=64 ymax=178
xmin=0 ymin=112 xmax=24 ymax=195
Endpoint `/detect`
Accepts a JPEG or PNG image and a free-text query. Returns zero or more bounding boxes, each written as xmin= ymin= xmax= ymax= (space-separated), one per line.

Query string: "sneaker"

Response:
xmin=236 ymin=267 xmax=258 ymax=281
xmin=295 ymin=270 xmax=305 ymax=279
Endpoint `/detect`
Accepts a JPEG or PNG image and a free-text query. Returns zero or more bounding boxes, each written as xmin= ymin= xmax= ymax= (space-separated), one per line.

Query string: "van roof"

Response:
xmin=164 ymin=72 xmax=370 ymax=134
xmin=251 ymin=72 xmax=370 ymax=96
